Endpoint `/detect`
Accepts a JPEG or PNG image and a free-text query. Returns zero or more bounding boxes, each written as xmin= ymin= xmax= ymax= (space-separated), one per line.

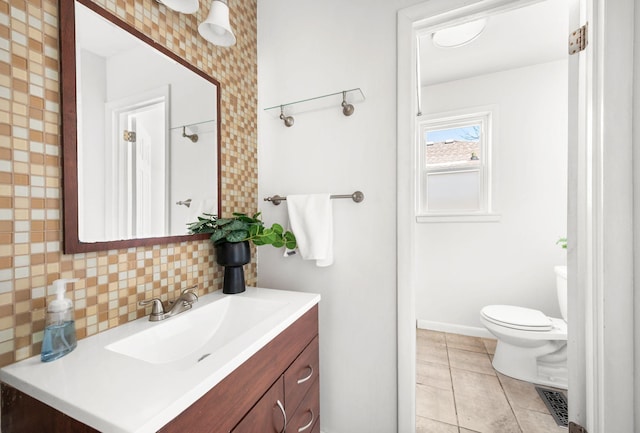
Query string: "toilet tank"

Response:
xmin=555 ymin=265 xmax=568 ymax=321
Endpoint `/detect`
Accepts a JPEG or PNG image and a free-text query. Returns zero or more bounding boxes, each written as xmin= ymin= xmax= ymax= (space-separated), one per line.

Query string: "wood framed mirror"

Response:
xmin=60 ymin=0 xmax=221 ymax=253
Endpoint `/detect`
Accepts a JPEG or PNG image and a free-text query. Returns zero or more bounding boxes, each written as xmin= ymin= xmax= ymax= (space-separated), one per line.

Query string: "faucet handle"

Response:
xmin=181 ymin=285 xmax=199 ymax=302
xmin=138 ymin=298 xmax=165 ymax=316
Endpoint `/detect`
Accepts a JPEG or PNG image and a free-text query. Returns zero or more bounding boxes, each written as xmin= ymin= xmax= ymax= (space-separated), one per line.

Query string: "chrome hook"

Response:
xmin=279 ymin=105 xmax=295 ymax=127
xmin=182 ymin=126 xmax=198 ymax=142
xmin=341 ymin=91 xmax=354 ymax=116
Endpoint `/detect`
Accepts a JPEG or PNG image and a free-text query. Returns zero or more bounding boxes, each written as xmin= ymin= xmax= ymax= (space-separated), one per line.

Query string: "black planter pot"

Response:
xmin=216 ymin=241 xmax=251 ymax=294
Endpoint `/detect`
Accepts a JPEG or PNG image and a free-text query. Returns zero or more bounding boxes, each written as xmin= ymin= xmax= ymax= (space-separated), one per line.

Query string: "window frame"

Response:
xmin=416 ymin=107 xmax=499 ymax=222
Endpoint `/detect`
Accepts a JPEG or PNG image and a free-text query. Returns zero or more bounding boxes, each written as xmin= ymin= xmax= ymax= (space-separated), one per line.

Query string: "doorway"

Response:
xmin=398 ymin=1 xmax=636 ymax=432
xmin=103 ymin=87 xmax=169 ymax=241
xmin=397 ymin=0 xmax=575 ymax=432
xmin=413 ymin=2 xmax=568 ymax=431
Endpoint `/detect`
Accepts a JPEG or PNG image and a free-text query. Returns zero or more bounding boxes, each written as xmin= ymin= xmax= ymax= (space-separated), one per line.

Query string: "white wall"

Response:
xmin=256 ymin=0 xmax=421 ymax=432
xmin=78 ymin=49 xmax=106 ymax=241
xmin=106 ymin=45 xmax=215 ymax=128
xmin=416 ymin=60 xmax=568 ymax=330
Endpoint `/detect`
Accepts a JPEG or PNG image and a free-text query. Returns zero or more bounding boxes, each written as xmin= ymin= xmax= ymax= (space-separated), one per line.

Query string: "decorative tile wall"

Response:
xmin=0 ymin=0 xmax=258 ymax=367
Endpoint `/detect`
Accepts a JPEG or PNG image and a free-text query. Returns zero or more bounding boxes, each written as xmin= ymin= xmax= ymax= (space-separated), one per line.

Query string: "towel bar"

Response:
xmin=264 ymin=191 xmax=364 ymax=206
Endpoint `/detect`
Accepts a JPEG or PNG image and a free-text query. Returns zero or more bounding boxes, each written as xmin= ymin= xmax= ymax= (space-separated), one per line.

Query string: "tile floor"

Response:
xmin=416 ymin=329 xmax=567 ymax=433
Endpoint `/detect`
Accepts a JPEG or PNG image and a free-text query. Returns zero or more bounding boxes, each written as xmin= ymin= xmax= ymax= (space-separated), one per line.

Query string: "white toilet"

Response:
xmin=480 ymin=266 xmax=568 ymax=389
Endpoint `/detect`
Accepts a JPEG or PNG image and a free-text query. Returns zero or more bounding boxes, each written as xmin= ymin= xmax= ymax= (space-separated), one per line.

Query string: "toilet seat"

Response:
xmin=481 ymin=305 xmax=553 ymax=331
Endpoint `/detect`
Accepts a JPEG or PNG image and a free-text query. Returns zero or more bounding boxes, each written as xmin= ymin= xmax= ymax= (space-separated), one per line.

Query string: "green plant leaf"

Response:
xmin=235 ymin=214 xmax=256 ymax=224
xmin=216 ymin=218 xmax=234 ymax=226
xmin=260 ymin=232 xmax=278 ymax=244
xmin=227 ymin=220 xmax=249 ymax=231
xmin=210 ymin=230 xmax=227 ymax=243
xmin=284 ymin=231 xmax=297 ymax=250
xmin=226 ymin=230 xmax=249 ymax=242
xmin=187 ymin=215 xmax=219 ymax=234
xmin=271 ymin=224 xmax=283 ymax=235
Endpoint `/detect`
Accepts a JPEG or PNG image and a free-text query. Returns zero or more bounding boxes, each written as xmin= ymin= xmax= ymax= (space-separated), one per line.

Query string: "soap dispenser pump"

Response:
xmin=41 ymin=279 xmax=78 ymax=362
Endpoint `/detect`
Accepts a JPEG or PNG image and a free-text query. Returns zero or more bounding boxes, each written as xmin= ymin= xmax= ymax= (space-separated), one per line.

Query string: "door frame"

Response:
xmin=104 ymin=85 xmax=170 ymax=240
xmin=396 ymin=0 xmax=636 ymax=432
xmin=571 ymin=0 xmax=635 ymax=431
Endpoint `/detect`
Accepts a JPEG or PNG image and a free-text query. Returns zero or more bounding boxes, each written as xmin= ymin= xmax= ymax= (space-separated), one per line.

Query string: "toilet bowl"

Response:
xmin=480 ymin=266 xmax=568 ymax=389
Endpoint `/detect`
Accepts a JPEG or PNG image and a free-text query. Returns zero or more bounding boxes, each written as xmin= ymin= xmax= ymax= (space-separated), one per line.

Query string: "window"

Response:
xmin=417 ymin=109 xmax=497 ymax=222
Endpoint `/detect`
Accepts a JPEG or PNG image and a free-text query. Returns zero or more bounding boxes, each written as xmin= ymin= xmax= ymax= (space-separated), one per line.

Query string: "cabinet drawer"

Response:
xmin=284 ymin=335 xmax=319 ymax=417
xmin=285 ymin=377 xmax=319 ymax=433
xmin=231 ymin=376 xmax=286 ymax=433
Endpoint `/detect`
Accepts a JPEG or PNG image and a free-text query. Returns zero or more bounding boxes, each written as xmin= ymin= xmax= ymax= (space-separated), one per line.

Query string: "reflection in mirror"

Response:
xmin=61 ymin=0 xmax=221 ymax=253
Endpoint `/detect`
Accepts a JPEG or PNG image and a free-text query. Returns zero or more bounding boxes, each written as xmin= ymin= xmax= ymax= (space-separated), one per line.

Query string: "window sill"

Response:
xmin=416 ymin=213 xmax=501 ymax=223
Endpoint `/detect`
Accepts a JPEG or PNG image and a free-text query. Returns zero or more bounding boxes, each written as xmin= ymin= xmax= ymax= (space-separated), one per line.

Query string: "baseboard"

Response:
xmin=417 ymin=319 xmax=493 ymax=338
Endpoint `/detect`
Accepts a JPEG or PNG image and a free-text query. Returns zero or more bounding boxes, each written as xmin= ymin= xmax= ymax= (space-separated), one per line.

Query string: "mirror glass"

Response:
xmin=61 ymin=0 xmax=221 ymax=253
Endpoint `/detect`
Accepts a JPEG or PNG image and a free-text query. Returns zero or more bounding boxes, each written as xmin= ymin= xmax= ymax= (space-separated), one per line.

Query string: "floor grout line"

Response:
xmin=495 ymin=367 xmax=525 ymax=433
xmin=444 ymin=336 xmax=462 ymax=432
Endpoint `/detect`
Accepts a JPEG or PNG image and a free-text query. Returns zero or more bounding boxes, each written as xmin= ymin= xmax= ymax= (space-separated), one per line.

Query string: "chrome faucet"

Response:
xmin=139 ymin=285 xmax=199 ymax=321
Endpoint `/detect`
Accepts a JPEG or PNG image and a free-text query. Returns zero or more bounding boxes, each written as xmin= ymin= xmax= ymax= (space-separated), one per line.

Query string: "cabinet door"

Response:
xmin=284 ymin=336 xmax=319 ymax=418
xmin=232 ymin=376 xmax=286 ymax=433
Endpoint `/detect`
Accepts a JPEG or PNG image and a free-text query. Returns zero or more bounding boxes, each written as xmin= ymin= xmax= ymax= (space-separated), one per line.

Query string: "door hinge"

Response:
xmin=123 ymin=130 xmax=137 ymax=142
xmin=569 ymin=23 xmax=588 ymax=54
xmin=569 ymin=421 xmax=589 ymax=433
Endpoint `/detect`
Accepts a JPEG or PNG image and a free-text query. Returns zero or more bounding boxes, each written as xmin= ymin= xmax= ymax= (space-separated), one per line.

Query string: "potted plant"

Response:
xmin=187 ymin=212 xmax=296 ymax=294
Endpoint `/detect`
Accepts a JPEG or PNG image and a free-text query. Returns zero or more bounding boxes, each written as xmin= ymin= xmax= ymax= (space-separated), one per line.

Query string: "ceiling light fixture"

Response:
xmin=198 ymin=0 xmax=236 ymax=47
xmin=156 ymin=0 xmax=199 ymax=14
xmin=432 ymin=18 xmax=487 ymax=48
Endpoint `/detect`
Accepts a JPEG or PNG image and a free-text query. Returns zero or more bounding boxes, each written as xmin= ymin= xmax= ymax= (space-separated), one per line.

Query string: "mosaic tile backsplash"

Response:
xmin=0 ymin=0 xmax=258 ymax=366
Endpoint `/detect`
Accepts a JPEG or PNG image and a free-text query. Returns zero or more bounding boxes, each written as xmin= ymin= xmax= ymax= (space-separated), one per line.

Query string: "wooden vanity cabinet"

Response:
xmin=1 ymin=305 xmax=319 ymax=433
xmin=160 ymin=304 xmax=320 ymax=433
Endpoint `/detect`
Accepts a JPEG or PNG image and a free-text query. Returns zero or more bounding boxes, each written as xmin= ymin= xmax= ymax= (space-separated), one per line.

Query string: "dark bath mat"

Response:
xmin=536 ymin=386 xmax=568 ymax=428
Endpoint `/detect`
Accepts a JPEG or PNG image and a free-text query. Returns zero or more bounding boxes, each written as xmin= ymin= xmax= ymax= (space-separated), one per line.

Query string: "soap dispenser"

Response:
xmin=41 ymin=279 xmax=78 ymax=362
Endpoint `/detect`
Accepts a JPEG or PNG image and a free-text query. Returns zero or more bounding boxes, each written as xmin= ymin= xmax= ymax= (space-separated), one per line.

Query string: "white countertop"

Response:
xmin=0 ymin=287 xmax=320 ymax=433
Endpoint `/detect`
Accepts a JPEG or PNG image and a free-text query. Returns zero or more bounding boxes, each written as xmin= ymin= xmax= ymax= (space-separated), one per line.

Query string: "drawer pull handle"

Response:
xmin=297 ymin=365 xmax=314 ymax=384
xmin=297 ymin=409 xmax=314 ymax=432
xmin=276 ymin=399 xmax=287 ymax=433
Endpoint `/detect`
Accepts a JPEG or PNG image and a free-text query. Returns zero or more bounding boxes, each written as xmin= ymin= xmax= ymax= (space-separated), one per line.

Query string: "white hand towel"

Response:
xmin=287 ymin=194 xmax=333 ymax=267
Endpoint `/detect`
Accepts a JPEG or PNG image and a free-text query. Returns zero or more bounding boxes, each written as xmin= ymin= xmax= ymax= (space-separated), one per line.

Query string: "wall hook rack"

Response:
xmin=264 ymin=88 xmax=365 ymax=126
xmin=169 ymin=119 xmax=216 ymax=140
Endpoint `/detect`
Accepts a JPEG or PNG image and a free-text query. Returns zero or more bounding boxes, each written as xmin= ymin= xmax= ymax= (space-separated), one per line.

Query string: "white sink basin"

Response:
xmin=0 ymin=287 xmax=320 ymax=433
xmin=106 ymin=295 xmax=286 ymax=365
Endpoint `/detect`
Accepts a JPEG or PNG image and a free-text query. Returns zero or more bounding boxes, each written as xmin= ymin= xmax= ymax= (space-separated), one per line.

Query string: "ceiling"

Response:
xmin=419 ymin=0 xmax=569 ymax=87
